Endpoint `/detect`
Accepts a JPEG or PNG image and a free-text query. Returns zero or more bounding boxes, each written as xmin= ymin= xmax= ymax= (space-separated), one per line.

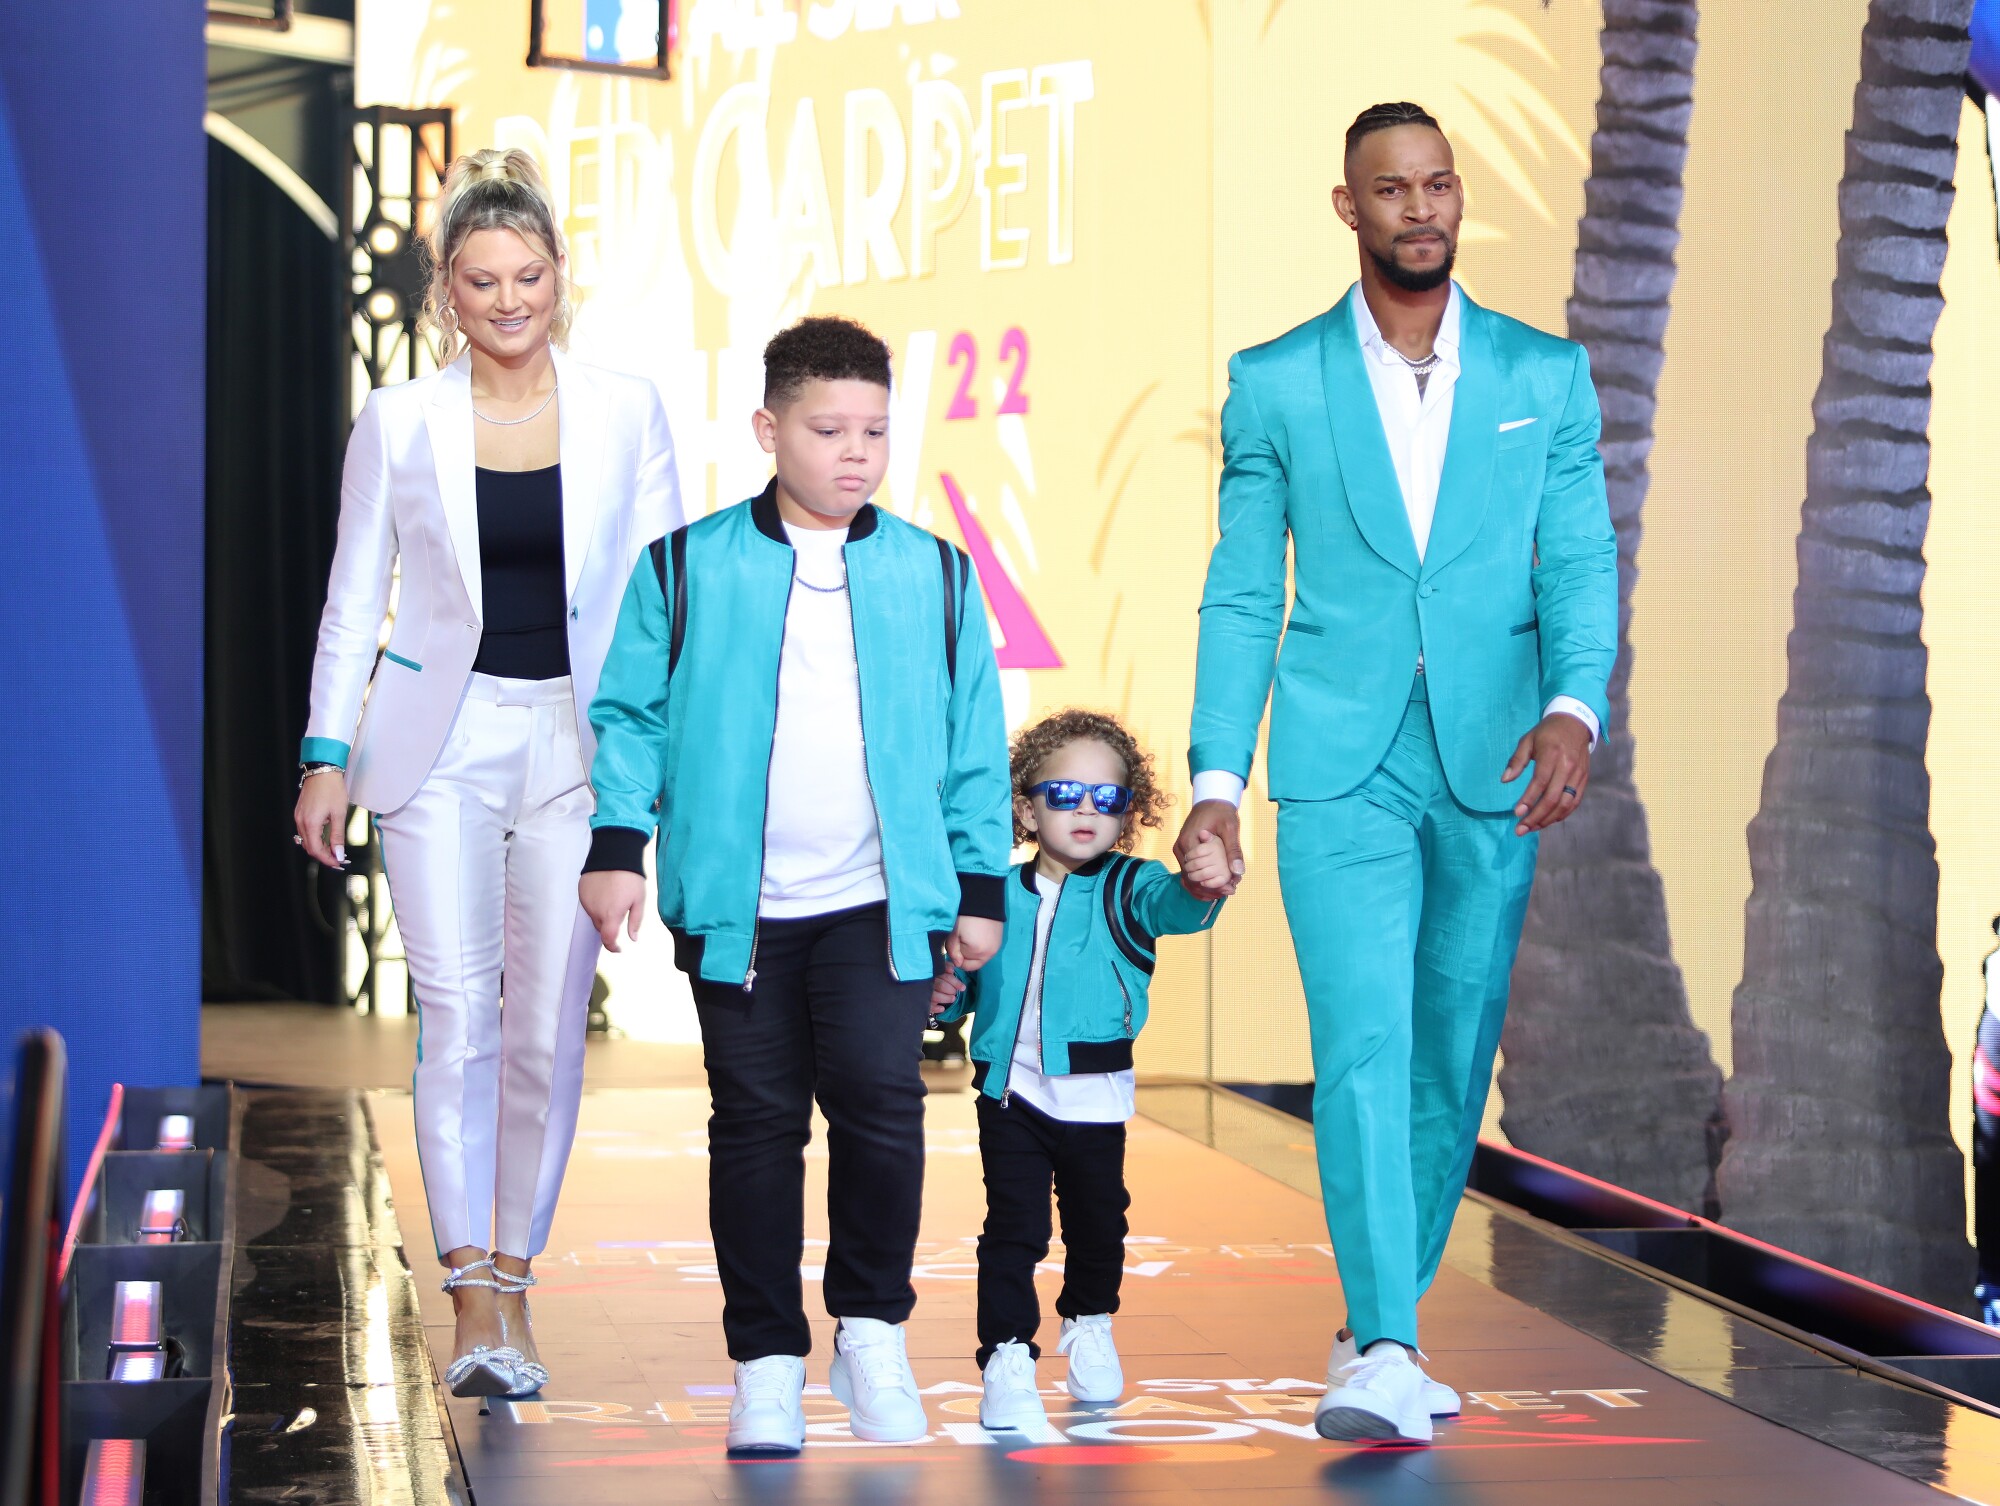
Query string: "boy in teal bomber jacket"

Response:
xmin=932 ymin=709 xmax=1232 ymax=1432
xmin=580 ymin=318 xmax=1011 ymax=1455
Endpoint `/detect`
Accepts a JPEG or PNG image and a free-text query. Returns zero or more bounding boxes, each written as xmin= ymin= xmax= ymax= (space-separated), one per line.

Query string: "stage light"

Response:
xmin=364 ymin=288 xmax=404 ymax=326
xmin=110 ymin=1352 xmax=166 ymax=1383
xmin=109 ymin=1281 xmax=164 ymax=1353
xmin=366 ymin=220 xmax=406 ymax=259
xmin=157 ymin=1115 xmax=193 ymax=1151
xmin=137 ymin=1188 xmax=186 ymax=1244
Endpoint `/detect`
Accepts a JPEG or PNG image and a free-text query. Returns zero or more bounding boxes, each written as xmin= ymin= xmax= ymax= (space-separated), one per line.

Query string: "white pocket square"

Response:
xmin=1498 ymin=417 xmax=1537 ymax=432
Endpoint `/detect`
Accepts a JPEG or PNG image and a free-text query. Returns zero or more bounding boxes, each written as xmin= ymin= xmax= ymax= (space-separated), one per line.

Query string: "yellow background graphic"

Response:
xmin=355 ymin=0 xmax=2000 ymax=1205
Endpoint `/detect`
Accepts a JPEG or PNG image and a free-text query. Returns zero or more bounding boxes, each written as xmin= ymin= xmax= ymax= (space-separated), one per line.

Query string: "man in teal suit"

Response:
xmin=1176 ymin=102 xmax=1616 ymax=1446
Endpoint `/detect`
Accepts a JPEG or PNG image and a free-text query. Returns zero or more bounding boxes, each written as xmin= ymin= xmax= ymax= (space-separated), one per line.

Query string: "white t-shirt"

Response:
xmin=1008 ymin=869 xmax=1136 ymax=1124
xmin=759 ymin=523 xmax=886 ymax=917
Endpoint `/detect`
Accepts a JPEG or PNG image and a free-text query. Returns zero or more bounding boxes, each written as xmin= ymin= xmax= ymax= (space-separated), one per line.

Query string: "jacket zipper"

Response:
xmin=843 ymin=542 xmax=897 ymax=982
xmin=1004 ymin=873 xmax=1063 ymax=1105
xmin=744 ymin=569 xmax=797 ymax=991
xmin=1113 ymin=965 xmax=1134 ymax=1038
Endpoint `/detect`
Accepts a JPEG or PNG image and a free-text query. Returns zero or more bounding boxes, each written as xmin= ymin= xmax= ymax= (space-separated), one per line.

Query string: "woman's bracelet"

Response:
xmin=298 ymin=762 xmax=344 ymax=789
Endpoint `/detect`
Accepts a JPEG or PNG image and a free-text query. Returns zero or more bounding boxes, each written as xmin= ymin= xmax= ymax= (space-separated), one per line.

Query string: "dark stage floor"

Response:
xmin=214 ymin=1074 xmax=1975 ymax=1505
xmin=206 ymin=995 xmax=2000 ymax=1504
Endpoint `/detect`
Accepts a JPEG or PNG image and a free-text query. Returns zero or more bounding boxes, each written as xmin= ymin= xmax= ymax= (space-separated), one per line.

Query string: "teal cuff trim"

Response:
xmin=1187 ymin=743 xmax=1251 ymax=783
xmin=299 ymin=736 xmax=350 ymax=769
xmin=383 ymin=650 xmax=423 ymax=672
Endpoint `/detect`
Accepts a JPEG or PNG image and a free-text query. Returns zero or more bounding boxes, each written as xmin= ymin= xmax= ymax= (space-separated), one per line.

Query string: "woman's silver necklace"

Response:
xmin=473 ymin=383 xmax=558 ymax=426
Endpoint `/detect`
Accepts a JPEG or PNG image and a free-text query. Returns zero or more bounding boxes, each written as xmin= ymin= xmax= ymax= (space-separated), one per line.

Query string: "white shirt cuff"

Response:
xmin=1190 ymin=770 xmax=1247 ymax=808
xmin=1544 ymin=695 xmax=1600 ymax=747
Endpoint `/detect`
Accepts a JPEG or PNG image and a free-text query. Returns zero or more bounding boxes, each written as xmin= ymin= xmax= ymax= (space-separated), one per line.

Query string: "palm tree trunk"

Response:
xmin=1499 ymin=0 xmax=1725 ymax=1214
xmin=1716 ymin=0 xmax=1973 ymax=1305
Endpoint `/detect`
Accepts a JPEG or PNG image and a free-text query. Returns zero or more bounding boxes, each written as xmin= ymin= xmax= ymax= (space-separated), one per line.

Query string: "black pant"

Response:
xmin=688 ymin=903 xmax=933 ymax=1361
xmin=975 ymin=1093 xmax=1130 ymax=1367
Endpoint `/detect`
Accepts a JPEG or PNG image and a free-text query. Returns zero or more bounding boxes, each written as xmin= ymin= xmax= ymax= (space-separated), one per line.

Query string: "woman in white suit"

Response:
xmin=293 ymin=148 xmax=680 ymax=1399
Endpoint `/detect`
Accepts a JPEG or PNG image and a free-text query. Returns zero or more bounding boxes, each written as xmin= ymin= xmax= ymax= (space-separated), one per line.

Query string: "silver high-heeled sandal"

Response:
xmin=490 ymin=1266 xmax=548 ymax=1398
xmin=441 ymin=1257 xmax=528 ymax=1398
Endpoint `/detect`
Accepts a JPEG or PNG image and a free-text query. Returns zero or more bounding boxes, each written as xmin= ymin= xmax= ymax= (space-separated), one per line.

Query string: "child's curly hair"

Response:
xmin=1010 ymin=708 xmax=1170 ymax=850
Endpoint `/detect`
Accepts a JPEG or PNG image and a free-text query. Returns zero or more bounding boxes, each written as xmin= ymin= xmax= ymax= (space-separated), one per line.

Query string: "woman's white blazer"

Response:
xmin=301 ymin=346 xmax=682 ymax=815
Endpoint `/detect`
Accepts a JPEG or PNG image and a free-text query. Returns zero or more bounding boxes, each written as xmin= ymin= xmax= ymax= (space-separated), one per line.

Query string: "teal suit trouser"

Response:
xmin=1276 ymin=676 xmax=1538 ymax=1351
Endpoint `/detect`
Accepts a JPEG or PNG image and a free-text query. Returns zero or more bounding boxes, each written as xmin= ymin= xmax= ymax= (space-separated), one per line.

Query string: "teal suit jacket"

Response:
xmin=1190 ymin=285 xmax=1617 ymax=813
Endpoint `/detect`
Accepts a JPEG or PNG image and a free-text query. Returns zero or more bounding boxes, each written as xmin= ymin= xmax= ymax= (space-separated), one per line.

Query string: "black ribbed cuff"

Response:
xmin=957 ymin=872 xmax=1006 ymax=922
xmin=583 ymin=826 xmax=650 ymax=875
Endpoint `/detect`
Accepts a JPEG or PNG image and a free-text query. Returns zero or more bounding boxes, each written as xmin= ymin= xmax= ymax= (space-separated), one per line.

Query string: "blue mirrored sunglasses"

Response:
xmin=1028 ymin=780 xmax=1133 ymax=815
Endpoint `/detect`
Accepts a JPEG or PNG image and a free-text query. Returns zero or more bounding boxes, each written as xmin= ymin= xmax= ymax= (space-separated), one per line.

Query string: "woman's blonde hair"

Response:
xmin=421 ymin=148 xmax=574 ymax=359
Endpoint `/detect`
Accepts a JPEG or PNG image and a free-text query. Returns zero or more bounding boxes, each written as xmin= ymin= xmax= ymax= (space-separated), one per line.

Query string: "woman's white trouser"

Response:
xmin=375 ymin=672 xmax=599 ymax=1260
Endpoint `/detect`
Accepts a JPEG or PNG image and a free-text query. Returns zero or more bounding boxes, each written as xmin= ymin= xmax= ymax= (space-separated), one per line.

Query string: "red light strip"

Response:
xmin=1481 ymin=1137 xmax=2000 ymax=1335
xmin=60 ymin=1082 xmax=125 ymax=1282
xmin=81 ymin=1438 xmax=145 ymax=1506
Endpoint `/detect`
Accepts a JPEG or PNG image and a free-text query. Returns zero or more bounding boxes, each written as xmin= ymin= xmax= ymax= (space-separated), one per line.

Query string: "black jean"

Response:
xmin=687 ymin=903 xmax=934 ymax=1361
xmin=975 ymin=1093 xmax=1130 ymax=1367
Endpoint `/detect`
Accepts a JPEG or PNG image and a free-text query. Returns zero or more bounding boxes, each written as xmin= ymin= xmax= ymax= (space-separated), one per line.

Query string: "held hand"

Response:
xmin=1177 ymin=830 xmax=1237 ymax=895
xmin=580 ymin=871 xmax=647 ymax=951
xmin=947 ymin=915 xmax=1003 ymax=972
xmin=929 ymin=969 xmax=965 ymax=1020
xmin=293 ymin=771 xmax=352 ymax=870
xmin=1502 ymin=713 xmax=1594 ymax=836
xmin=1174 ymin=800 xmax=1245 ymax=898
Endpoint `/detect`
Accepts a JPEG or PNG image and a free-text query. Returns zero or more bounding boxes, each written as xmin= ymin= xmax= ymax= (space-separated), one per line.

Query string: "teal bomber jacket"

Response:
xmin=584 ymin=483 xmax=1013 ymax=987
xmin=943 ymin=853 xmax=1223 ymax=1101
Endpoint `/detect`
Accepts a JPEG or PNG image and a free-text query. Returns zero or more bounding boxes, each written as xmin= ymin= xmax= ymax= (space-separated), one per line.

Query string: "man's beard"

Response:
xmin=1370 ymin=236 xmax=1455 ymax=292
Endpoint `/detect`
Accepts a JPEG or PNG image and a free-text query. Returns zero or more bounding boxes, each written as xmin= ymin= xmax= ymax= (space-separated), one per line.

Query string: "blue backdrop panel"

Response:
xmin=0 ymin=6 xmax=205 ymax=1180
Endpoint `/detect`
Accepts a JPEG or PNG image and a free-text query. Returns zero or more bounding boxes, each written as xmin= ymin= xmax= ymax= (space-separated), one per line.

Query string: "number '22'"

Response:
xmin=946 ymin=328 xmax=1030 ymax=420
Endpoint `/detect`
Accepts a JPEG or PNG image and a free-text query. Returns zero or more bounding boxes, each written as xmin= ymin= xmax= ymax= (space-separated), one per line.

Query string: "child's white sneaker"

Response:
xmin=728 ymin=1355 xmax=806 ymax=1454
xmin=979 ymin=1341 xmax=1047 ymax=1430
xmin=829 ymin=1318 xmax=928 ymax=1443
xmin=1058 ymin=1314 xmax=1124 ymax=1402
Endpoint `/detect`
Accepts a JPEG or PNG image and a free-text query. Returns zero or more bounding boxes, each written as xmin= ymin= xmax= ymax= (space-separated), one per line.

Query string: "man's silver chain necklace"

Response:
xmin=1391 ymin=346 xmax=1441 ymax=400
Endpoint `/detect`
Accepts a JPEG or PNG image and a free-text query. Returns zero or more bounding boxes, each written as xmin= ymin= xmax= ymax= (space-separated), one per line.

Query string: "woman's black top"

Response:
xmin=471 ymin=464 xmax=571 ymax=681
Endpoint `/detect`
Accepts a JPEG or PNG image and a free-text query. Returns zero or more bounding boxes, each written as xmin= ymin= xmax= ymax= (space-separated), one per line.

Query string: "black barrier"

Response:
xmin=1 ymin=1029 xmax=67 ymax=1506
xmin=56 ymin=1082 xmax=236 ymax=1506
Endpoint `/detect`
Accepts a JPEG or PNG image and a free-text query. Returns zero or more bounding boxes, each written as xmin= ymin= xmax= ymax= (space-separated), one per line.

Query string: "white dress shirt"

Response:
xmin=1191 ymin=282 xmax=1599 ymax=810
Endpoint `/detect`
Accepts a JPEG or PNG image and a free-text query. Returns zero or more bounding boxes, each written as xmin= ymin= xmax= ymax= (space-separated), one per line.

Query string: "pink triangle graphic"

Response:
xmin=940 ymin=471 xmax=1062 ymax=670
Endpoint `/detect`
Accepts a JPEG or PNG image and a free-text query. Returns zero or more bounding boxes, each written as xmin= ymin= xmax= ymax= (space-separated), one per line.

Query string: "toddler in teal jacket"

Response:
xmin=932 ymin=708 xmax=1231 ymax=1430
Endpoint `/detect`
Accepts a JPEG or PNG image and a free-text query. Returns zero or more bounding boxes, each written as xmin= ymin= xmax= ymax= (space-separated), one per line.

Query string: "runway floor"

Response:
xmin=312 ymin=1073 xmax=1997 ymax=1505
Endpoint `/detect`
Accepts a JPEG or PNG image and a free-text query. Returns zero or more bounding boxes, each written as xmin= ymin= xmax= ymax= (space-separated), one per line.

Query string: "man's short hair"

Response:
xmin=1345 ymin=101 xmax=1443 ymax=160
xmin=762 ymin=316 xmax=893 ymax=408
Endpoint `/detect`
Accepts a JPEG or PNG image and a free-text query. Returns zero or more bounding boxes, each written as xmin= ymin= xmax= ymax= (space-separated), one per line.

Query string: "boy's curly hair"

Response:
xmin=763 ymin=315 xmax=892 ymax=408
xmin=1010 ymin=708 xmax=1170 ymax=851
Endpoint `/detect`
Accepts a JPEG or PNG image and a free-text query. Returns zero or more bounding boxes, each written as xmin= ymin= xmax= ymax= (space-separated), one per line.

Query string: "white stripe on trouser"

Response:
xmin=375 ymin=672 xmax=599 ymax=1260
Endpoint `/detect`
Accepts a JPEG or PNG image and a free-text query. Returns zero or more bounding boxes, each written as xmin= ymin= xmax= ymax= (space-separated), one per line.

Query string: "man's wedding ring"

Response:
xmin=1561 ymin=785 xmax=1579 ymax=798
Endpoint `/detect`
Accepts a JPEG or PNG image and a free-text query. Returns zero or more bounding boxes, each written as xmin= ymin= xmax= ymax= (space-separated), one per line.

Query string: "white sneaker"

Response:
xmin=828 ymin=1318 xmax=928 ymax=1443
xmin=1058 ymin=1314 xmax=1124 ymax=1403
xmin=1327 ymin=1331 xmax=1459 ymax=1416
xmin=728 ymin=1355 xmax=806 ymax=1454
xmin=980 ymin=1342 xmax=1048 ymax=1430
xmin=1315 ymin=1342 xmax=1433 ymax=1444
